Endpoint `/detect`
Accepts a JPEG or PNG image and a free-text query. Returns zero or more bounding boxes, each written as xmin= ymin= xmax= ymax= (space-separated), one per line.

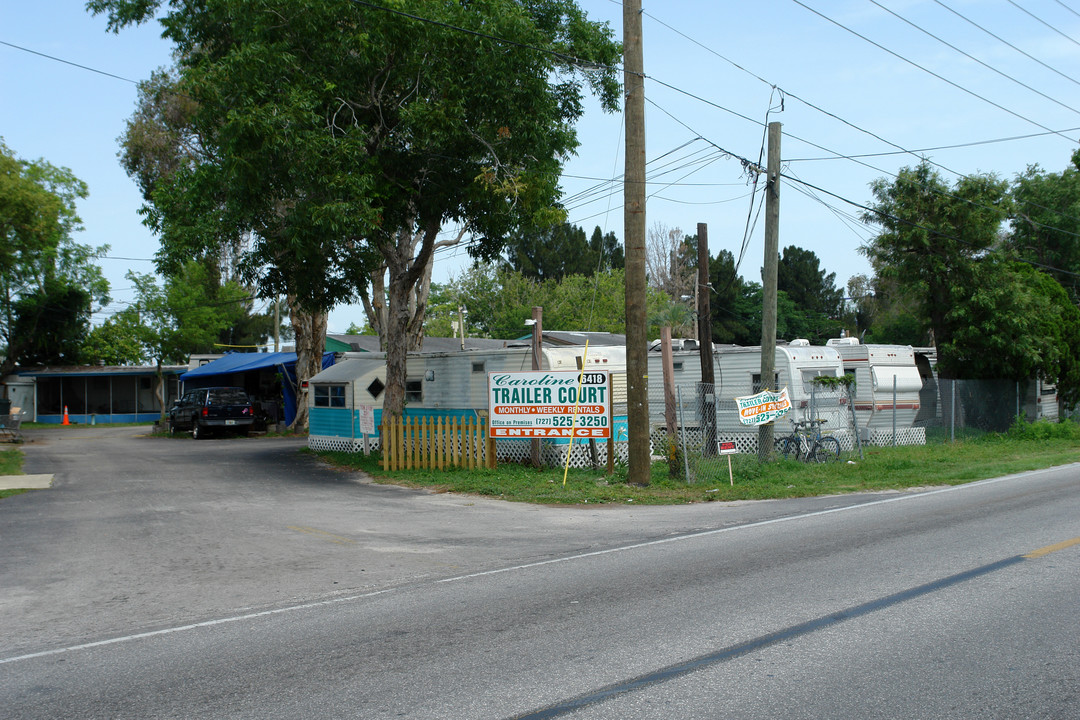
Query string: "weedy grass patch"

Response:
xmin=310 ymin=418 xmax=1080 ymax=505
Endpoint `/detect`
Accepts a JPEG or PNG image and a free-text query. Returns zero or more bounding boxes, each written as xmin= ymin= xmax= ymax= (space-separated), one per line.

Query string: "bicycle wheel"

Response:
xmin=813 ymin=436 xmax=841 ymax=463
xmin=777 ymin=436 xmax=801 ymax=460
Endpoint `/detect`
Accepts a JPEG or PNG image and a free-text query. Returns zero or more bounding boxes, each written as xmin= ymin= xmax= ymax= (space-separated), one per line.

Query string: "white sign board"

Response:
xmin=488 ymin=371 xmax=611 ymax=439
xmin=735 ymin=387 xmax=792 ymax=426
xmin=357 ymin=405 xmax=375 ymax=435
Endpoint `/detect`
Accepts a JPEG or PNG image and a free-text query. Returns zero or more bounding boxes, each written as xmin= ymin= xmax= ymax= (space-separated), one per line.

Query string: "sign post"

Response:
xmin=718 ymin=440 xmax=737 ymax=485
xmin=487 ymin=370 xmax=612 ymax=440
xmin=357 ymin=404 xmax=375 ymax=455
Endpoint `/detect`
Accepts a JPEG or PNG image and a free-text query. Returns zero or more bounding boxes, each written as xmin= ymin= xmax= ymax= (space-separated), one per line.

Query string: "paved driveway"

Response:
xmin=1 ymin=425 xmax=897 ymax=659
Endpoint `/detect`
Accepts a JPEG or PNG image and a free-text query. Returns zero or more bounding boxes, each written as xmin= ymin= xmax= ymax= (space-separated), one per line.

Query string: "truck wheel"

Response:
xmin=192 ymin=422 xmax=205 ymax=440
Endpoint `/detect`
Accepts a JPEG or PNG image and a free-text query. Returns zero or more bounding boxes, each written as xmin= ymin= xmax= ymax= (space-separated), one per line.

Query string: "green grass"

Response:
xmin=0 ymin=447 xmax=22 ymax=475
xmin=0 ymin=447 xmax=27 ymax=500
xmin=309 ymin=418 xmax=1080 ymax=505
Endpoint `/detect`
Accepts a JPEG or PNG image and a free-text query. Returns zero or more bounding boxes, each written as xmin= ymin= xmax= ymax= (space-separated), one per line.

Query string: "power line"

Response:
xmin=0 ymin=39 xmax=139 ymax=84
xmin=932 ymin=0 xmax=1080 ymax=90
xmin=868 ymin=0 xmax=1080 ymax=118
xmin=789 ymin=0 xmax=1080 ymax=144
xmin=786 ymin=126 xmax=1080 ymax=162
xmin=1006 ymin=0 xmax=1080 ymax=50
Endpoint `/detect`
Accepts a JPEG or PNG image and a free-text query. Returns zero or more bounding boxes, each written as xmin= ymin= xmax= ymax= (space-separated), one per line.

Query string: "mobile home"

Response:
xmin=826 ymin=337 xmax=925 ymax=446
xmin=648 ymin=341 xmax=850 ymax=452
xmin=307 ymin=345 xmax=628 ymax=465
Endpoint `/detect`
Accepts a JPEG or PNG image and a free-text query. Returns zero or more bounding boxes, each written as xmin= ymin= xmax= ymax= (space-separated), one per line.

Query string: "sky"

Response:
xmin=3 ymin=0 xmax=1080 ymax=339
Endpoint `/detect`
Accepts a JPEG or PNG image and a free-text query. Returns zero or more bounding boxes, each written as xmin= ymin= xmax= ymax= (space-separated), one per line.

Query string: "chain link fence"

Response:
xmin=654 ymin=382 xmax=862 ymax=484
xmin=914 ymin=378 xmax=1062 ymax=442
xmin=652 ymin=376 xmax=1070 ymax=483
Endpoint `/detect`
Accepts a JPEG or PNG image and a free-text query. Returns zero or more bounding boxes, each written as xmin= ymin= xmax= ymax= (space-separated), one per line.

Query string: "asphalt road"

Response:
xmin=1 ymin=426 xmax=1078 ymax=718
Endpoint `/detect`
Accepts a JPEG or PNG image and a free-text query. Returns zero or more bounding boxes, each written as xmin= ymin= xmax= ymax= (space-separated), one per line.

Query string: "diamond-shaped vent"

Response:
xmin=366 ymin=378 xmax=385 ymax=399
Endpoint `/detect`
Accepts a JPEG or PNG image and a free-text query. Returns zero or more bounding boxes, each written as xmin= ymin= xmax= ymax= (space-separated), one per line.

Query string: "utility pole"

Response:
xmin=624 ymin=0 xmax=650 ymax=485
xmin=697 ymin=223 xmax=716 ymax=456
xmin=696 ymin=223 xmax=713 ymax=387
xmin=274 ymin=298 xmax=280 ymax=352
xmin=758 ymin=122 xmax=781 ymax=462
xmin=530 ymin=306 xmax=543 ymax=468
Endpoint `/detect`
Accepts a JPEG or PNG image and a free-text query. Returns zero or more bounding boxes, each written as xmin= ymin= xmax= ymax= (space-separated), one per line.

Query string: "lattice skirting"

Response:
xmin=864 ymin=427 xmax=926 ymax=447
xmin=657 ymin=427 xmax=860 ymax=454
xmin=310 ymin=426 xmax=924 ymax=466
xmin=309 ymin=434 xmax=635 ymax=469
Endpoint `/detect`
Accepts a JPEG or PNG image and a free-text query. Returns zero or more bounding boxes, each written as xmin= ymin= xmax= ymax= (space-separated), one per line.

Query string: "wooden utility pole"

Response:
xmin=696 ymin=223 xmax=713 ymax=387
xmin=758 ymin=122 xmax=781 ymax=462
xmin=697 ymin=223 xmax=716 ymax=455
xmin=624 ymin=0 xmax=650 ymax=485
xmin=530 ymin=306 xmax=543 ymax=468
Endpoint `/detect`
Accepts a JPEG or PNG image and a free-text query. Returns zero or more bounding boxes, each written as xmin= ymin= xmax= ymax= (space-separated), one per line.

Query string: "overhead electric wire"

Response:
xmin=1006 ymin=0 xmax=1080 ymax=50
xmin=0 ymin=39 xmax=139 ymax=84
xmin=933 ymin=0 xmax=1080 ymax=90
xmin=1052 ymin=0 xmax=1080 ymax=21
xmin=868 ymin=0 xmax=1080 ymax=118
xmin=779 ymin=169 xmax=1080 ymax=279
xmin=786 ymin=126 xmax=1080 ymax=162
xmin=789 ymin=0 xmax=1080 ymax=144
xmin=638 ymin=3 xmax=1080 ymax=234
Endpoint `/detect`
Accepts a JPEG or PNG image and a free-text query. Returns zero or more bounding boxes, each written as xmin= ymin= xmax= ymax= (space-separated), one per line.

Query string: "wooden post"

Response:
xmin=661 ymin=327 xmax=679 ymax=476
xmin=530 ymin=306 xmax=543 ymax=468
xmin=758 ymin=122 xmax=781 ymax=463
xmin=624 ymin=0 xmax=650 ymax=486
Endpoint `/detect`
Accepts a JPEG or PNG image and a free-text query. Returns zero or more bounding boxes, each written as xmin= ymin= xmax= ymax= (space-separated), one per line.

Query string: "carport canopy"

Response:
xmin=180 ymin=351 xmax=334 ymax=426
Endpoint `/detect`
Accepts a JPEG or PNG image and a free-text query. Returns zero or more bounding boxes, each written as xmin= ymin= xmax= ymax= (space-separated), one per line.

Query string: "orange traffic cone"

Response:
xmin=62 ymin=406 xmax=70 ymax=425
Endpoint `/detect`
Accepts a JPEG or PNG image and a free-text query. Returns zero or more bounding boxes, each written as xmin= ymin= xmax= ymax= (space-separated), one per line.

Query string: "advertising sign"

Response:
xmin=717 ymin=440 xmax=738 ymax=455
xmin=735 ymin=387 xmax=791 ymax=426
xmin=357 ymin=405 xmax=375 ymax=435
xmin=488 ymin=371 xmax=611 ymax=438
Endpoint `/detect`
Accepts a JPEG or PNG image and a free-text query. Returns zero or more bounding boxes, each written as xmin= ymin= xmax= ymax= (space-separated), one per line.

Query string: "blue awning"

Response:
xmin=180 ymin=352 xmax=335 ymax=426
xmin=180 ymin=351 xmax=304 ymax=380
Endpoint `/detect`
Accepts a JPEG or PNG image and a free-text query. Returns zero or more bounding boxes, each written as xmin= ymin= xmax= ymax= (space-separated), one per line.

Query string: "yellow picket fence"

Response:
xmin=380 ymin=415 xmax=495 ymax=471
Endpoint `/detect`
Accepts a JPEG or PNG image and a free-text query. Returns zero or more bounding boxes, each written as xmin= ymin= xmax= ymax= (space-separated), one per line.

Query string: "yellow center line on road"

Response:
xmin=287 ymin=525 xmax=357 ymax=545
xmin=1023 ymin=537 xmax=1080 ymax=559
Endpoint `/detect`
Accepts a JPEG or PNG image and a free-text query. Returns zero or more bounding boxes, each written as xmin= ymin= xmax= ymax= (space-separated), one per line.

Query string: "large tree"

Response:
xmin=0 ymin=140 xmax=109 ymax=374
xmin=429 ymin=264 xmax=665 ymax=341
xmin=117 ymin=69 xmax=309 ymax=422
xmin=504 ymin=223 xmax=622 ymax=280
xmin=942 ymin=258 xmax=1080 ymax=406
xmin=776 ymin=245 xmax=843 ymax=342
xmin=91 ymin=0 xmax=621 ymax=418
xmin=1007 ymin=149 xmax=1080 ymax=302
xmin=862 ymin=161 xmax=1011 ymax=374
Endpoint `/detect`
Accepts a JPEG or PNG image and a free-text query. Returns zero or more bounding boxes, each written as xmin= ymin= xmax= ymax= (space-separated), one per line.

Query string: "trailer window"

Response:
xmin=801 ymin=369 xmax=837 ymax=387
xmin=314 ymin=385 xmax=346 ymax=408
xmin=406 ymin=379 xmax=423 ymax=403
xmin=472 ymin=361 xmax=485 ymax=373
xmin=751 ymin=373 xmax=779 ymax=393
xmin=366 ymin=378 xmax=385 ymax=400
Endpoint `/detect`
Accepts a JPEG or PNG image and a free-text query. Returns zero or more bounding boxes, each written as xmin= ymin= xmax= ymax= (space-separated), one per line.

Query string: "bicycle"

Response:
xmin=776 ymin=418 xmax=841 ymax=463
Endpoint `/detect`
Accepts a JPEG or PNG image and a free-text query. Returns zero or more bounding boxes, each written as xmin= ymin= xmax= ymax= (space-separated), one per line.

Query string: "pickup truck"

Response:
xmin=168 ymin=386 xmax=254 ymax=439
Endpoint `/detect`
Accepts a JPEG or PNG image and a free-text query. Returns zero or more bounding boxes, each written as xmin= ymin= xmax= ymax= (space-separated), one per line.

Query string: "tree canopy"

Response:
xmin=862 ymin=160 xmax=1012 ymax=372
xmin=1007 ymin=149 xmax=1080 ymax=302
xmin=503 ymin=223 xmax=622 ymax=281
xmin=91 ymin=0 xmax=621 ymax=417
xmin=0 ymin=139 xmax=109 ymax=373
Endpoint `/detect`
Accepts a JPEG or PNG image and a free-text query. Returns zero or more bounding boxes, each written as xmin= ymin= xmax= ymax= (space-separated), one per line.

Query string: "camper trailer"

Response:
xmin=647 ymin=341 xmax=851 ymax=452
xmin=307 ymin=345 xmax=628 ymax=465
xmin=826 ymin=338 xmax=925 ymax=446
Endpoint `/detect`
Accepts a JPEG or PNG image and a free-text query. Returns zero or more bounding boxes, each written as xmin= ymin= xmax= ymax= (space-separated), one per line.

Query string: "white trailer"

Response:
xmin=307 ymin=345 xmax=628 ymax=465
xmin=826 ymin=337 xmax=925 ymax=445
xmin=648 ymin=341 xmax=851 ymax=452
